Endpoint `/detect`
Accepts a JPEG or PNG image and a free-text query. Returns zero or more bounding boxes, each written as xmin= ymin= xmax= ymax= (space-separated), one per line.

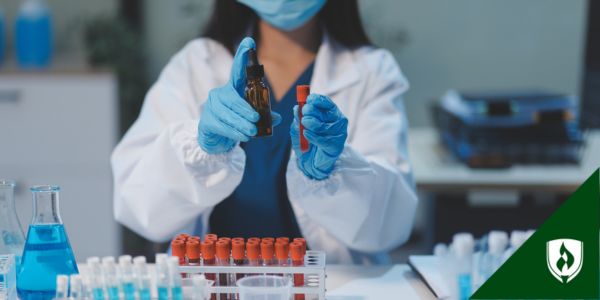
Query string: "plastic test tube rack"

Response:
xmin=0 ymin=255 xmax=16 ymax=300
xmin=179 ymin=251 xmax=326 ymax=300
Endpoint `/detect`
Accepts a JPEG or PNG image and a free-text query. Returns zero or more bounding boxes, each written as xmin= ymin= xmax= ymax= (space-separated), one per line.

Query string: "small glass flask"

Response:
xmin=0 ymin=180 xmax=25 ymax=271
xmin=17 ymin=185 xmax=78 ymax=300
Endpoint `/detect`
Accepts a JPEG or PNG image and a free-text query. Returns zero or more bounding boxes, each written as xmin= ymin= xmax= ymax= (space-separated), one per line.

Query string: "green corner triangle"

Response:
xmin=471 ymin=169 xmax=599 ymax=299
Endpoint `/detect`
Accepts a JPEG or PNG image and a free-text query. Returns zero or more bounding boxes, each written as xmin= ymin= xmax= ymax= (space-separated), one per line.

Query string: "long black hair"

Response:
xmin=202 ymin=0 xmax=372 ymax=53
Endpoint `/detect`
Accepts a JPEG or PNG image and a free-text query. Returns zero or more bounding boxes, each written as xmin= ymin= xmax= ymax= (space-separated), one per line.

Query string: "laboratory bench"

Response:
xmin=407 ymin=127 xmax=600 ymax=245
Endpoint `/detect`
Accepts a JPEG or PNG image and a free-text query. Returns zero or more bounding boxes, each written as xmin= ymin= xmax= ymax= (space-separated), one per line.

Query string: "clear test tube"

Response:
xmin=118 ymin=255 xmax=136 ymax=300
xmin=216 ymin=240 xmax=231 ymax=300
xmin=156 ymin=254 xmax=170 ymax=300
xmin=133 ymin=256 xmax=152 ymax=300
xmin=260 ymin=241 xmax=275 ymax=267
xmin=86 ymin=257 xmax=106 ymax=300
xmin=290 ymin=242 xmax=305 ymax=300
xmin=101 ymin=256 xmax=120 ymax=300
xmin=167 ymin=257 xmax=184 ymax=300
xmin=186 ymin=240 xmax=201 ymax=266
xmin=69 ymin=274 xmax=84 ymax=300
xmin=201 ymin=240 xmax=217 ymax=300
xmin=55 ymin=275 xmax=68 ymax=300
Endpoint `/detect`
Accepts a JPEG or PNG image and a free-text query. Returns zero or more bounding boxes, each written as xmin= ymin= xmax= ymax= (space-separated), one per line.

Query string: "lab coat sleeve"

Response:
xmin=111 ymin=41 xmax=245 ymax=242
xmin=286 ymin=49 xmax=417 ymax=254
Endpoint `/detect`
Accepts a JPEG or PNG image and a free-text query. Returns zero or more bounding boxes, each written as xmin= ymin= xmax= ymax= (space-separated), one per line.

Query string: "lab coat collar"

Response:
xmin=311 ymin=31 xmax=361 ymax=96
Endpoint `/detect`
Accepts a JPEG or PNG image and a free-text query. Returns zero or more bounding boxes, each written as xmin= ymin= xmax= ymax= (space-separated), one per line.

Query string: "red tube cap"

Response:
xmin=232 ymin=241 xmax=245 ymax=260
xmin=297 ymin=85 xmax=310 ymax=104
xmin=275 ymin=241 xmax=289 ymax=260
xmin=290 ymin=242 xmax=304 ymax=261
xmin=247 ymin=241 xmax=260 ymax=260
xmin=171 ymin=239 xmax=185 ymax=259
xmin=186 ymin=240 xmax=200 ymax=260
xmin=201 ymin=240 xmax=215 ymax=260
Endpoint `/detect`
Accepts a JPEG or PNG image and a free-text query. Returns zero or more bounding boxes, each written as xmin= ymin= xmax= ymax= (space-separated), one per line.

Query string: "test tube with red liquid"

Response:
xmin=201 ymin=240 xmax=217 ymax=300
xmin=296 ymin=85 xmax=310 ymax=152
xmin=216 ymin=240 xmax=231 ymax=300
xmin=290 ymin=242 xmax=306 ymax=300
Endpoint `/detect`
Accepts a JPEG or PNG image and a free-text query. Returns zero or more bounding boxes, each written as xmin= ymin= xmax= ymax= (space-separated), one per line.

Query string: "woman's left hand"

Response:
xmin=290 ymin=94 xmax=348 ymax=180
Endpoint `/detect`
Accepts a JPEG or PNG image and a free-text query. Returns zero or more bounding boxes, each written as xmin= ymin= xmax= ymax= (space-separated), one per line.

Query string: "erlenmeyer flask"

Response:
xmin=0 ymin=180 xmax=25 ymax=271
xmin=17 ymin=185 xmax=78 ymax=300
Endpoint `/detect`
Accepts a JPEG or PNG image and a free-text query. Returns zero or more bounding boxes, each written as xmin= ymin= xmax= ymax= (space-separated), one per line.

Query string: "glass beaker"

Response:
xmin=0 ymin=180 xmax=25 ymax=272
xmin=237 ymin=275 xmax=291 ymax=300
xmin=17 ymin=185 xmax=78 ymax=300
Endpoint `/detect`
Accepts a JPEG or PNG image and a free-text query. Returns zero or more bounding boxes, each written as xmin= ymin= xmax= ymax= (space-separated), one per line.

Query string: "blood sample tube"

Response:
xmin=216 ymin=240 xmax=231 ymax=300
xmin=186 ymin=240 xmax=201 ymax=266
xmin=247 ymin=241 xmax=260 ymax=267
xmin=260 ymin=241 xmax=275 ymax=266
xmin=201 ymin=240 xmax=217 ymax=300
xmin=296 ymin=85 xmax=310 ymax=152
xmin=171 ymin=239 xmax=186 ymax=265
xmin=232 ymin=241 xmax=246 ymax=280
xmin=275 ymin=241 xmax=289 ymax=266
xmin=290 ymin=242 xmax=305 ymax=300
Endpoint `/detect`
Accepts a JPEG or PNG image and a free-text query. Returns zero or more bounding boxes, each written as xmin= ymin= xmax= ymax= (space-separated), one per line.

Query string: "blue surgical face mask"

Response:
xmin=238 ymin=0 xmax=326 ymax=31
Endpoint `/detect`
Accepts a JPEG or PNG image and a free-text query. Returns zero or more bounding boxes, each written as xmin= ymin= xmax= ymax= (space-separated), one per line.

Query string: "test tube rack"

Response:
xmin=179 ymin=250 xmax=326 ymax=300
xmin=0 ymin=255 xmax=16 ymax=300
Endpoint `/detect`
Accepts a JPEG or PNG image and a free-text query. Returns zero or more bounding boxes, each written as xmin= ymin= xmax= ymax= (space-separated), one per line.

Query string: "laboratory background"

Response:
xmin=0 ymin=0 xmax=599 ymax=299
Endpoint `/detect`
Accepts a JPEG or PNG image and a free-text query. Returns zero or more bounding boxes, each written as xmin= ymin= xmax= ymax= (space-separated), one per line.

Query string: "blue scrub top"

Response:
xmin=208 ymin=62 xmax=315 ymax=238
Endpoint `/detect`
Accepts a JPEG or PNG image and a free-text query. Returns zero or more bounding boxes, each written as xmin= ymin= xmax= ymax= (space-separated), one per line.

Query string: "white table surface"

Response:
xmin=408 ymin=127 xmax=600 ymax=192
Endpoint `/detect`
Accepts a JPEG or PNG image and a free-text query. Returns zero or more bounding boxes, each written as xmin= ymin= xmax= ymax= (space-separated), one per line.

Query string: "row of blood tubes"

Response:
xmin=171 ymin=233 xmax=307 ymax=300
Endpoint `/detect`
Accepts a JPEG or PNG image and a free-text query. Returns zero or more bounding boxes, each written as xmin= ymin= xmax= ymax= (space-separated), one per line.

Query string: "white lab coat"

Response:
xmin=111 ymin=32 xmax=418 ymax=264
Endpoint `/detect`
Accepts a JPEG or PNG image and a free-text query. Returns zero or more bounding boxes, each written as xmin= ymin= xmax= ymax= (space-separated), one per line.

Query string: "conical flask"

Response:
xmin=0 ymin=180 xmax=25 ymax=270
xmin=17 ymin=185 xmax=78 ymax=300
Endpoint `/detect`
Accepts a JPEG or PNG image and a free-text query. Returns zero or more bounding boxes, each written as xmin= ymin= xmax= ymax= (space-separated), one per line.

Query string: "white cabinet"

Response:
xmin=0 ymin=72 xmax=120 ymax=260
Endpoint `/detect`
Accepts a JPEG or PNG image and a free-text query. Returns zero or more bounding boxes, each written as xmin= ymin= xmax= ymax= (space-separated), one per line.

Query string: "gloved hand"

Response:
xmin=198 ymin=37 xmax=282 ymax=154
xmin=290 ymin=94 xmax=348 ymax=180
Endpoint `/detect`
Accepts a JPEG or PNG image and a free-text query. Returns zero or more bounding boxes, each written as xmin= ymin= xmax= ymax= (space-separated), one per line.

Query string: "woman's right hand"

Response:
xmin=197 ymin=37 xmax=262 ymax=154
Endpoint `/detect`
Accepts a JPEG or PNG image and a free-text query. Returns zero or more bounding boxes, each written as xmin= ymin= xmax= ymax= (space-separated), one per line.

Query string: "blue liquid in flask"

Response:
xmin=17 ymin=224 xmax=78 ymax=300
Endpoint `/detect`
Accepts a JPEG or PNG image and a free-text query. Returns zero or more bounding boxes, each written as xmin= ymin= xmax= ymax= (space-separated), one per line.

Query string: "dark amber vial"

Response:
xmin=245 ymin=49 xmax=273 ymax=137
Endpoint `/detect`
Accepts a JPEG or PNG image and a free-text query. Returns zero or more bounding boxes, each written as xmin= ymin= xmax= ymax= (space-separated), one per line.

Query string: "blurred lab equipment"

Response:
xmin=433 ymin=90 xmax=584 ymax=168
xmin=0 ymin=180 xmax=25 ymax=273
xmin=15 ymin=0 xmax=53 ymax=68
xmin=245 ymin=49 xmax=273 ymax=137
xmin=0 ymin=255 xmax=16 ymax=300
xmin=291 ymin=94 xmax=348 ymax=180
xmin=17 ymin=186 xmax=78 ymax=300
xmin=0 ymin=6 xmax=5 ymax=66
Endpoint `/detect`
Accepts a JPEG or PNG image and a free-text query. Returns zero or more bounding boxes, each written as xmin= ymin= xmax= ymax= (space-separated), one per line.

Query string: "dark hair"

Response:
xmin=202 ymin=0 xmax=372 ymax=53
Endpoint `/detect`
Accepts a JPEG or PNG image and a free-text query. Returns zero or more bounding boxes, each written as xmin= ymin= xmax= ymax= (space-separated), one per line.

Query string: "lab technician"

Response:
xmin=111 ymin=0 xmax=417 ymax=264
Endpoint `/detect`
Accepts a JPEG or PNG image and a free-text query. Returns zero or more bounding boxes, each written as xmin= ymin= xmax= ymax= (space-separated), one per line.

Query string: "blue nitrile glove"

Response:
xmin=198 ymin=37 xmax=282 ymax=154
xmin=290 ymin=94 xmax=348 ymax=180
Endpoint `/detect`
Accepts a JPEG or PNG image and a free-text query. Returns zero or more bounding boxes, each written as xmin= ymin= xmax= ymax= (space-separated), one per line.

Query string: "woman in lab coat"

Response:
xmin=111 ymin=0 xmax=417 ymax=264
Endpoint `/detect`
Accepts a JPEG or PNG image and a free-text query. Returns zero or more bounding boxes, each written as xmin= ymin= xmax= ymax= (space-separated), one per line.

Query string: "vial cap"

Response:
xmin=248 ymin=237 xmax=261 ymax=244
xmin=488 ymin=231 xmax=509 ymax=255
xmin=205 ymin=233 xmax=218 ymax=241
xmin=56 ymin=275 xmax=69 ymax=291
xmin=246 ymin=49 xmax=264 ymax=79
xmin=290 ymin=242 xmax=304 ymax=261
xmin=297 ymin=85 xmax=310 ymax=103
xmin=86 ymin=256 xmax=100 ymax=265
xmin=275 ymin=241 xmax=289 ymax=260
xmin=201 ymin=240 xmax=215 ymax=259
xmin=293 ymin=238 xmax=307 ymax=254
xmin=232 ymin=241 xmax=245 ymax=260
xmin=218 ymin=237 xmax=231 ymax=246
xmin=186 ymin=240 xmax=201 ymax=260
xmin=102 ymin=256 xmax=116 ymax=265
xmin=276 ymin=237 xmax=290 ymax=244
xmin=118 ymin=255 xmax=132 ymax=266
xmin=216 ymin=240 xmax=231 ymax=259
xmin=171 ymin=239 xmax=186 ymax=259
xmin=261 ymin=241 xmax=274 ymax=260
xmin=188 ymin=236 xmax=201 ymax=242
xmin=232 ymin=237 xmax=245 ymax=244
xmin=246 ymin=241 xmax=260 ymax=260
xmin=176 ymin=233 xmax=190 ymax=241
xmin=261 ymin=237 xmax=275 ymax=244
xmin=133 ymin=256 xmax=147 ymax=265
